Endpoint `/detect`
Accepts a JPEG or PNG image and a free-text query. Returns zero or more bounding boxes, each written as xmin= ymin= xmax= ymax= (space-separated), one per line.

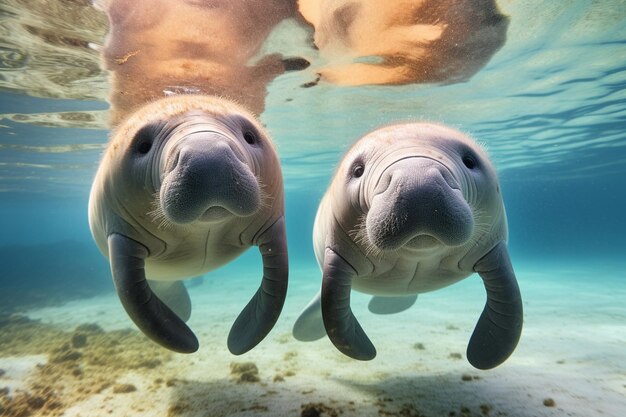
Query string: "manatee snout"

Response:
xmin=366 ymin=158 xmax=474 ymax=250
xmin=160 ymin=135 xmax=260 ymax=224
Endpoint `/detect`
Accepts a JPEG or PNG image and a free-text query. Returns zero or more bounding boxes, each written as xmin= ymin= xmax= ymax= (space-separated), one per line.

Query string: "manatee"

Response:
xmin=292 ymin=123 xmax=522 ymax=369
xmin=89 ymin=95 xmax=288 ymax=355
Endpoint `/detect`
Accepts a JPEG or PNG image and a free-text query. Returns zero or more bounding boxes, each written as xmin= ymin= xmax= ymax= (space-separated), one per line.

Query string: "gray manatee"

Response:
xmin=89 ymin=95 xmax=288 ymax=355
xmin=293 ymin=123 xmax=522 ymax=370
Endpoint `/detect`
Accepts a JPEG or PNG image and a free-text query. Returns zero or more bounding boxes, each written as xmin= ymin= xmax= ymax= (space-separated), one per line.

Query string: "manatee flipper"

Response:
xmin=321 ymin=247 xmax=376 ymax=360
xmin=228 ymin=217 xmax=289 ymax=355
xmin=108 ymin=233 xmax=199 ymax=353
xmin=368 ymin=295 xmax=418 ymax=315
xmin=148 ymin=280 xmax=192 ymax=322
xmin=467 ymin=241 xmax=523 ymax=370
xmin=292 ymin=291 xmax=326 ymax=341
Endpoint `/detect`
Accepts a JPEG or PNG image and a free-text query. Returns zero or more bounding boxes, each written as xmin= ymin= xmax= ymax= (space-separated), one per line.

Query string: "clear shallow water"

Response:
xmin=0 ymin=1 xmax=625 ymax=416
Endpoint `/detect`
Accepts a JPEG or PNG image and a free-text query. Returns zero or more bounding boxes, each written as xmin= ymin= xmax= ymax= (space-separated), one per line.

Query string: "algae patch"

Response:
xmin=0 ymin=314 xmax=172 ymax=416
xmin=229 ymin=361 xmax=260 ymax=383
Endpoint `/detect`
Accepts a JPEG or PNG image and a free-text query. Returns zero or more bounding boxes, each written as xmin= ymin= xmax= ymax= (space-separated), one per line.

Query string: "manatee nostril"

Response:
xmin=437 ymin=166 xmax=460 ymax=190
xmin=373 ymin=171 xmax=393 ymax=196
xmin=169 ymin=151 xmax=180 ymax=172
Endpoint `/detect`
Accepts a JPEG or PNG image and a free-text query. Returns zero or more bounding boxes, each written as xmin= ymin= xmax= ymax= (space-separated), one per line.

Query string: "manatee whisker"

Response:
xmin=349 ymin=214 xmax=387 ymax=260
xmin=463 ymin=205 xmax=493 ymax=250
xmin=148 ymin=192 xmax=196 ymax=232
xmin=256 ymin=176 xmax=274 ymax=212
xmin=148 ymin=192 xmax=177 ymax=231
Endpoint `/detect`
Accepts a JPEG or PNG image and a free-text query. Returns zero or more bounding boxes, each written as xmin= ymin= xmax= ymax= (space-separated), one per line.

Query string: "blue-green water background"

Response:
xmin=0 ymin=1 xmax=624 ymax=325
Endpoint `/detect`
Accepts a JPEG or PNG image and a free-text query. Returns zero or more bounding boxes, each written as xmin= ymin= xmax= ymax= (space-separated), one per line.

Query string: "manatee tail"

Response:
xmin=108 ymin=233 xmax=199 ymax=353
xmin=468 ymin=241 xmax=523 ymax=369
xmin=368 ymin=295 xmax=418 ymax=315
xmin=292 ymin=291 xmax=327 ymax=341
xmin=148 ymin=280 xmax=192 ymax=322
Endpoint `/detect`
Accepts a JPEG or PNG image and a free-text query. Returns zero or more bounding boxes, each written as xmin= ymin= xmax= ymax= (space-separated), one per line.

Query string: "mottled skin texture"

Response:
xmin=293 ymin=123 xmax=522 ymax=369
xmin=298 ymin=0 xmax=509 ymax=86
xmin=89 ymin=95 xmax=288 ymax=355
xmin=97 ymin=0 xmax=301 ymax=127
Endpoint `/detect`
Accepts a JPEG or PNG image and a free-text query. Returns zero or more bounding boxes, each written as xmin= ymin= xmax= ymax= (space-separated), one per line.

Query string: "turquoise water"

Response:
xmin=1 ymin=1 xmax=625 ymax=416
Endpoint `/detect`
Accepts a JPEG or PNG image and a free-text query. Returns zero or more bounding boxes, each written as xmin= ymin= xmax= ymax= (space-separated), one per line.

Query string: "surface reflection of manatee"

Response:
xmin=99 ymin=0 xmax=308 ymax=127
xmin=0 ymin=0 xmax=509 ymax=106
xmin=298 ymin=0 xmax=508 ymax=86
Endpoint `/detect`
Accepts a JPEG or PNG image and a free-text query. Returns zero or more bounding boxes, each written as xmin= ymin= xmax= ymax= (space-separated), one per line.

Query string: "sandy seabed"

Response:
xmin=1 ymin=261 xmax=625 ymax=417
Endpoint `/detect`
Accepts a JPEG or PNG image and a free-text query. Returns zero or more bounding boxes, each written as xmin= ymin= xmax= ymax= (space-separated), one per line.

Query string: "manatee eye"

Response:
xmin=133 ymin=124 xmax=157 ymax=155
xmin=137 ymin=140 xmax=152 ymax=154
xmin=243 ymin=131 xmax=257 ymax=145
xmin=352 ymin=164 xmax=365 ymax=178
xmin=462 ymin=154 xmax=477 ymax=170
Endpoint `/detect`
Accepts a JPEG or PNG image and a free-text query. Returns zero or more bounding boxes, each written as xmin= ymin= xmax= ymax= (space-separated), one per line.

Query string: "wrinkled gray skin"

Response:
xmin=293 ymin=123 xmax=522 ymax=370
xmin=89 ymin=95 xmax=288 ymax=355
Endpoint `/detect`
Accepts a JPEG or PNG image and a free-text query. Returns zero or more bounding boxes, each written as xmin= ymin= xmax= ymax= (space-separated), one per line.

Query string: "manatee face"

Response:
xmin=158 ymin=121 xmax=261 ymax=224
xmin=332 ymin=123 xmax=503 ymax=258
xmin=126 ymin=111 xmax=267 ymax=227
xmin=94 ymin=96 xmax=282 ymax=253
